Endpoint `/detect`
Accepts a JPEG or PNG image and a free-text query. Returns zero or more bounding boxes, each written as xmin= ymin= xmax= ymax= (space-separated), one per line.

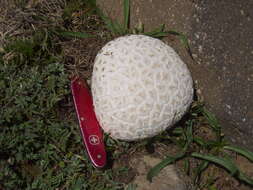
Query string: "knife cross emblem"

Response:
xmin=89 ymin=135 xmax=100 ymax=145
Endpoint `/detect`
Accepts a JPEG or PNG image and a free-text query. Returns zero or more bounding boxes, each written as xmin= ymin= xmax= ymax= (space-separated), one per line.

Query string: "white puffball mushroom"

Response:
xmin=91 ymin=35 xmax=193 ymax=141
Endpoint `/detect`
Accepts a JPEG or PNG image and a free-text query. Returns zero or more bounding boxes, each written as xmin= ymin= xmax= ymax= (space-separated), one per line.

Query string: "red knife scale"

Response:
xmin=71 ymin=77 xmax=106 ymax=168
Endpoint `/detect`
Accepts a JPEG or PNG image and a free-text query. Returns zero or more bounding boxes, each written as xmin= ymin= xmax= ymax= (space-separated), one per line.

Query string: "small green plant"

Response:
xmin=147 ymin=104 xmax=253 ymax=187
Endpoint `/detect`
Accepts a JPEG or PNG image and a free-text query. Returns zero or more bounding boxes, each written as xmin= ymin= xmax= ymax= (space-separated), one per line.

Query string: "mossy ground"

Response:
xmin=0 ymin=1 xmax=252 ymax=190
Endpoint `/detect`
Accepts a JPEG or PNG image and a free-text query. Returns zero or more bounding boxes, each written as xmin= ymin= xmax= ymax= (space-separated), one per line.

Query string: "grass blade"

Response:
xmin=103 ymin=16 xmax=118 ymax=34
xmin=167 ymin=30 xmax=193 ymax=60
xmin=172 ymin=127 xmax=184 ymax=135
xmin=238 ymin=172 xmax=253 ymax=185
xmin=202 ymin=108 xmax=221 ymax=132
xmin=56 ymin=31 xmax=94 ymax=38
xmin=191 ymin=153 xmax=238 ymax=175
xmin=183 ymin=159 xmax=190 ymax=175
xmin=96 ymin=8 xmax=120 ymax=35
xmin=198 ymin=160 xmax=209 ymax=172
xmin=198 ymin=107 xmax=222 ymax=141
xmin=96 ymin=3 xmax=126 ymax=35
xmin=114 ymin=20 xmax=125 ymax=35
xmin=148 ymin=32 xmax=170 ymax=38
xmin=123 ymin=0 xmax=130 ymax=31
xmin=194 ymin=160 xmax=209 ymax=183
xmin=223 ymin=145 xmax=253 ymax=162
xmin=147 ymin=152 xmax=185 ymax=182
xmin=143 ymin=24 xmax=165 ymax=37
xmin=186 ymin=121 xmax=193 ymax=145
xmin=193 ymin=136 xmax=206 ymax=147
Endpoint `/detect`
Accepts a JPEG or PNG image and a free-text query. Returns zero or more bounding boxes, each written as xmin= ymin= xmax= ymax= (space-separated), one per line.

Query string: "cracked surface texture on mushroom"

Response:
xmin=92 ymin=35 xmax=193 ymax=141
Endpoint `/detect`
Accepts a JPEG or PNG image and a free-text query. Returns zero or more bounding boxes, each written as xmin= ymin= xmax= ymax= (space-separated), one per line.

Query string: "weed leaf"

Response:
xmin=167 ymin=30 xmax=193 ymax=59
xmin=193 ymin=136 xmax=206 ymax=147
xmin=97 ymin=9 xmax=118 ymax=34
xmin=98 ymin=8 xmax=125 ymax=35
xmin=183 ymin=159 xmax=190 ymax=175
xmin=202 ymin=108 xmax=221 ymax=132
xmin=147 ymin=152 xmax=185 ymax=182
xmin=194 ymin=160 xmax=209 ymax=183
xmin=143 ymin=24 xmax=165 ymax=37
xmin=114 ymin=20 xmax=125 ymax=35
xmin=191 ymin=153 xmax=238 ymax=175
xmin=238 ymin=172 xmax=253 ymax=185
xmin=172 ymin=127 xmax=184 ymax=135
xmin=186 ymin=121 xmax=194 ymax=145
xmin=56 ymin=31 xmax=94 ymax=38
xmin=123 ymin=0 xmax=130 ymax=31
xmin=223 ymin=145 xmax=253 ymax=162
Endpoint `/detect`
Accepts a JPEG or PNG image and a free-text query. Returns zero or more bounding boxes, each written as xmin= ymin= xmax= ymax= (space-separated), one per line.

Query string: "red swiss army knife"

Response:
xmin=71 ymin=76 xmax=106 ymax=168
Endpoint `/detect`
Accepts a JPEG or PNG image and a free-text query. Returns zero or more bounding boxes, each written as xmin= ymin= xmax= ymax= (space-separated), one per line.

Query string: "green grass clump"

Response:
xmin=147 ymin=105 xmax=253 ymax=188
xmin=0 ymin=31 xmax=131 ymax=190
xmin=0 ymin=32 xmax=69 ymax=189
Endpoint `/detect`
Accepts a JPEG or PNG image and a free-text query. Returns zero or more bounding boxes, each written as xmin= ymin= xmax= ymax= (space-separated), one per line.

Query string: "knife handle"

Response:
xmin=71 ymin=77 xmax=106 ymax=168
